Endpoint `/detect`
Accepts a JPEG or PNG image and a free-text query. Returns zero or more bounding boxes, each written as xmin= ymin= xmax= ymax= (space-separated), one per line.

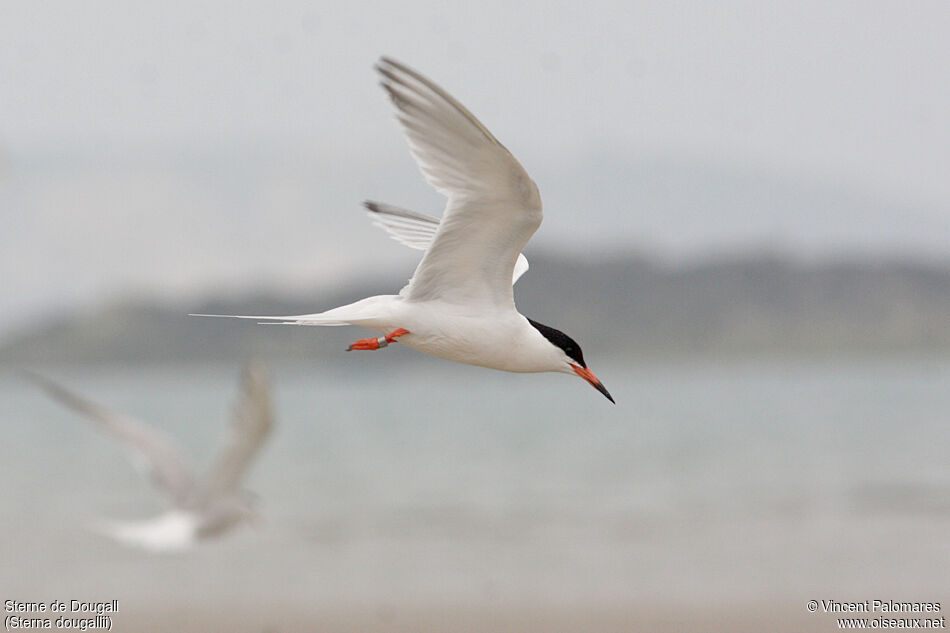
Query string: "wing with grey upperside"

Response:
xmin=26 ymin=371 xmax=196 ymax=506
xmin=199 ymin=363 xmax=274 ymax=497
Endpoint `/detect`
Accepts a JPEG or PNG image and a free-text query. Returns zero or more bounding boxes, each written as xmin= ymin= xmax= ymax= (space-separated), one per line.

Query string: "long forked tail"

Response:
xmin=189 ymin=313 xmax=350 ymax=326
xmin=189 ymin=295 xmax=396 ymax=327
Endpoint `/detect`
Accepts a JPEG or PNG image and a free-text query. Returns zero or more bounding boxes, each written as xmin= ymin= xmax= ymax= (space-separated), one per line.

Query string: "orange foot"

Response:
xmin=346 ymin=328 xmax=410 ymax=351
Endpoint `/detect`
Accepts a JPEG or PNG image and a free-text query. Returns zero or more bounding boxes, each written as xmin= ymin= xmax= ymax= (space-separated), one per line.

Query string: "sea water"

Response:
xmin=1 ymin=356 xmax=948 ymax=611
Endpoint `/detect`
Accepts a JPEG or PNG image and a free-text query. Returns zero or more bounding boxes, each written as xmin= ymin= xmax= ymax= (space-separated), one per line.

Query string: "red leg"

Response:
xmin=346 ymin=328 xmax=410 ymax=351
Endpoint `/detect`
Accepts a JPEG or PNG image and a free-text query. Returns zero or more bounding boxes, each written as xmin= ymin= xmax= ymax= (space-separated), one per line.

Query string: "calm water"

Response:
xmin=2 ymin=356 xmax=949 ymax=612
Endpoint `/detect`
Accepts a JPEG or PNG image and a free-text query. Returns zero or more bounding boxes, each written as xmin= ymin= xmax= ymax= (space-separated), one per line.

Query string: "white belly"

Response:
xmin=92 ymin=510 xmax=199 ymax=553
xmin=374 ymin=302 xmax=558 ymax=373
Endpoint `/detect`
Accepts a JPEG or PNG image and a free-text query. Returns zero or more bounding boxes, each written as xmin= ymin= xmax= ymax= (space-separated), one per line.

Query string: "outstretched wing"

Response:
xmin=26 ymin=371 xmax=195 ymax=505
xmin=376 ymin=57 xmax=542 ymax=309
xmin=364 ymin=200 xmax=530 ymax=284
xmin=200 ymin=363 xmax=274 ymax=496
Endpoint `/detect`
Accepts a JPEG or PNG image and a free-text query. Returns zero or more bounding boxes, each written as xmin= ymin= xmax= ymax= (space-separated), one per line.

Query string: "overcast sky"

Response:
xmin=1 ymin=1 xmax=948 ymax=334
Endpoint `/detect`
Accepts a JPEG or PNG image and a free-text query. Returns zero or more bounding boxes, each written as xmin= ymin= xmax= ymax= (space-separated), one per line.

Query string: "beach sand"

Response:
xmin=113 ymin=603 xmax=816 ymax=633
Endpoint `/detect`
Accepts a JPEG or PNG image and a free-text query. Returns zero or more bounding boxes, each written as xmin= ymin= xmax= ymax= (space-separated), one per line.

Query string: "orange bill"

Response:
xmin=572 ymin=364 xmax=615 ymax=403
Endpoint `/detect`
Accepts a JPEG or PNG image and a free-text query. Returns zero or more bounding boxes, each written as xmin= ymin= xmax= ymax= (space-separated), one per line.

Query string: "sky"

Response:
xmin=1 ymin=1 xmax=948 ymax=335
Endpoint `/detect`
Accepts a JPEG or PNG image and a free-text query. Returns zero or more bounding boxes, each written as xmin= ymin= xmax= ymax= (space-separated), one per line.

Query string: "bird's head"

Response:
xmin=528 ymin=319 xmax=614 ymax=403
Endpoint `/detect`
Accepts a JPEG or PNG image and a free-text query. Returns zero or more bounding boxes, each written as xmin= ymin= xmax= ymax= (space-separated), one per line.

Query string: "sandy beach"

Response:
xmin=113 ymin=603 xmax=818 ymax=633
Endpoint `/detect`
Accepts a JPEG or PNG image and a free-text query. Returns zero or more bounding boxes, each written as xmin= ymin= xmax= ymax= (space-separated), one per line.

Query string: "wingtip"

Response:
xmin=20 ymin=370 xmax=89 ymax=411
xmin=375 ymin=61 xmax=397 ymax=80
xmin=377 ymin=57 xmax=416 ymax=77
xmin=377 ymin=55 xmax=398 ymax=69
xmin=19 ymin=368 xmax=56 ymax=394
xmin=18 ymin=367 xmax=42 ymax=383
xmin=19 ymin=368 xmax=59 ymax=390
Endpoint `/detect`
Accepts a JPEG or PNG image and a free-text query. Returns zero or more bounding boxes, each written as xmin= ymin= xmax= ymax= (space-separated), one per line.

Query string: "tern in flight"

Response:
xmin=28 ymin=364 xmax=274 ymax=552
xmin=195 ymin=58 xmax=613 ymax=403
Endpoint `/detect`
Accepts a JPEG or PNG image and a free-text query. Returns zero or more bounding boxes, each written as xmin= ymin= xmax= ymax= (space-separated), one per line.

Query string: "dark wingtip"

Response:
xmin=20 ymin=368 xmax=56 ymax=393
xmin=377 ymin=56 xmax=404 ymax=73
xmin=363 ymin=200 xmax=381 ymax=213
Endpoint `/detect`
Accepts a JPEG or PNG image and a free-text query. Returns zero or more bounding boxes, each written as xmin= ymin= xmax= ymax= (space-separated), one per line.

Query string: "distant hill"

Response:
xmin=2 ymin=253 xmax=949 ymax=364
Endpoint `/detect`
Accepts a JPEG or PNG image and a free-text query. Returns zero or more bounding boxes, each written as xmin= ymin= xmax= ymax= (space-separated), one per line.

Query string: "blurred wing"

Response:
xmin=376 ymin=57 xmax=542 ymax=308
xmin=26 ymin=371 xmax=195 ymax=505
xmin=364 ymin=200 xmax=530 ymax=284
xmin=201 ymin=363 xmax=274 ymax=496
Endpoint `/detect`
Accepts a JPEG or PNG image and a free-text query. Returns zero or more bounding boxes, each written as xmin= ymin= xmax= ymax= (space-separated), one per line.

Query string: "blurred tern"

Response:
xmin=194 ymin=58 xmax=613 ymax=403
xmin=27 ymin=364 xmax=274 ymax=552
